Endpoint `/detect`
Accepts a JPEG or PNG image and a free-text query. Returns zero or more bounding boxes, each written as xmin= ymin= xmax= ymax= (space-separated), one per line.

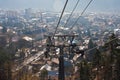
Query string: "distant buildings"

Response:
xmin=0 ymin=9 xmax=120 ymax=79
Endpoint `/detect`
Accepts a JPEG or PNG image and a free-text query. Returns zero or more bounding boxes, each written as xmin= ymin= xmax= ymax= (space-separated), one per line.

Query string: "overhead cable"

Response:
xmin=53 ymin=0 xmax=69 ymax=37
xmin=63 ymin=0 xmax=80 ymax=28
xmin=70 ymin=0 xmax=94 ymax=30
xmin=85 ymin=36 xmax=120 ymax=53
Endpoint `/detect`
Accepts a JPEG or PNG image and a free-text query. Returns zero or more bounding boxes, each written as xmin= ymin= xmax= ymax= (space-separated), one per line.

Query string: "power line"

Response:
xmin=53 ymin=0 xmax=69 ymax=37
xmin=63 ymin=0 xmax=80 ymax=28
xmin=70 ymin=0 xmax=94 ymax=30
xmin=85 ymin=36 xmax=120 ymax=53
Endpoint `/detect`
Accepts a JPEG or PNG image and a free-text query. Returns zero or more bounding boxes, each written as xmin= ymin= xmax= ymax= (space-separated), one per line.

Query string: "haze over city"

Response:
xmin=0 ymin=0 xmax=120 ymax=13
xmin=0 ymin=0 xmax=120 ymax=80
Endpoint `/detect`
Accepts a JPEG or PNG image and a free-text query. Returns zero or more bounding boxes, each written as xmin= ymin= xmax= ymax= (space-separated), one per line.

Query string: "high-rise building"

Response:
xmin=25 ymin=8 xmax=33 ymax=19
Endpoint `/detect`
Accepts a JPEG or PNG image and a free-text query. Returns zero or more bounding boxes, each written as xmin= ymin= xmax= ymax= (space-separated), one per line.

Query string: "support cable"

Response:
xmin=53 ymin=0 xmax=69 ymax=37
xmin=85 ymin=36 xmax=120 ymax=53
xmin=70 ymin=0 xmax=94 ymax=30
xmin=63 ymin=0 xmax=80 ymax=28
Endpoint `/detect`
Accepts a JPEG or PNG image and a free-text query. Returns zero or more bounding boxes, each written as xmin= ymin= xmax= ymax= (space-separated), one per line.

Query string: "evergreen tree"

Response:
xmin=92 ymin=49 xmax=101 ymax=68
xmin=113 ymin=37 xmax=120 ymax=80
xmin=92 ymin=49 xmax=102 ymax=80
xmin=104 ymin=33 xmax=118 ymax=60
xmin=0 ymin=47 xmax=12 ymax=80
xmin=79 ymin=60 xmax=90 ymax=80
xmin=103 ymin=33 xmax=119 ymax=80
xmin=87 ymin=39 xmax=97 ymax=61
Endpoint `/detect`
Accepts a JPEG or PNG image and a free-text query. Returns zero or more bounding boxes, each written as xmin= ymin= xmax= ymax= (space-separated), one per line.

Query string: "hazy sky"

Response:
xmin=0 ymin=0 xmax=120 ymax=12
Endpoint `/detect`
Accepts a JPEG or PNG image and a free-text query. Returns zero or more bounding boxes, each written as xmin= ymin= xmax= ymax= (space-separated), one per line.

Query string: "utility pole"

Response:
xmin=44 ymin=34 xmax=81 ymax=80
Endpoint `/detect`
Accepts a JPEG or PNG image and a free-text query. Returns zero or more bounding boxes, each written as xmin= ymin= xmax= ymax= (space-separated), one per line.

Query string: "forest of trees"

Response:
xmin=0 ymin=47 xmax=12 ymax=80
xmin=78 ymin=33 xmax=120 ymax=80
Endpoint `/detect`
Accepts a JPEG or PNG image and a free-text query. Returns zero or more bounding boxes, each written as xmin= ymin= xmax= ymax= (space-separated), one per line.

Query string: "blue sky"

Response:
xmin=0 ymin=0 xmax=120 ymax=12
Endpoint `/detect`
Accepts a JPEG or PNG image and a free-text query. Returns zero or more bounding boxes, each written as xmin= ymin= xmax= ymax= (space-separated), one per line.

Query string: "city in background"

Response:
xmin=0 ymin=0 xmax=120 ymax=80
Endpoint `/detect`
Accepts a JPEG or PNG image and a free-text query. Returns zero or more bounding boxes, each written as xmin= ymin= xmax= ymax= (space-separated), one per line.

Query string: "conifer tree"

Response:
xmin=0 ymin=47 xmax=12 ymax=80
xmin=79 ymin=60 xmax=90 ymax=80
xmin=103 ymin=33 xmax=119 ymax=80
xmin=87 ymin=39 xmax=97 ymax=61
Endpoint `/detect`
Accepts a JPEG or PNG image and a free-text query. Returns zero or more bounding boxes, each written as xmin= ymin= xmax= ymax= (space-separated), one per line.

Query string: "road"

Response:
xmin=15 ymin=51 xmax=44 ymax=71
